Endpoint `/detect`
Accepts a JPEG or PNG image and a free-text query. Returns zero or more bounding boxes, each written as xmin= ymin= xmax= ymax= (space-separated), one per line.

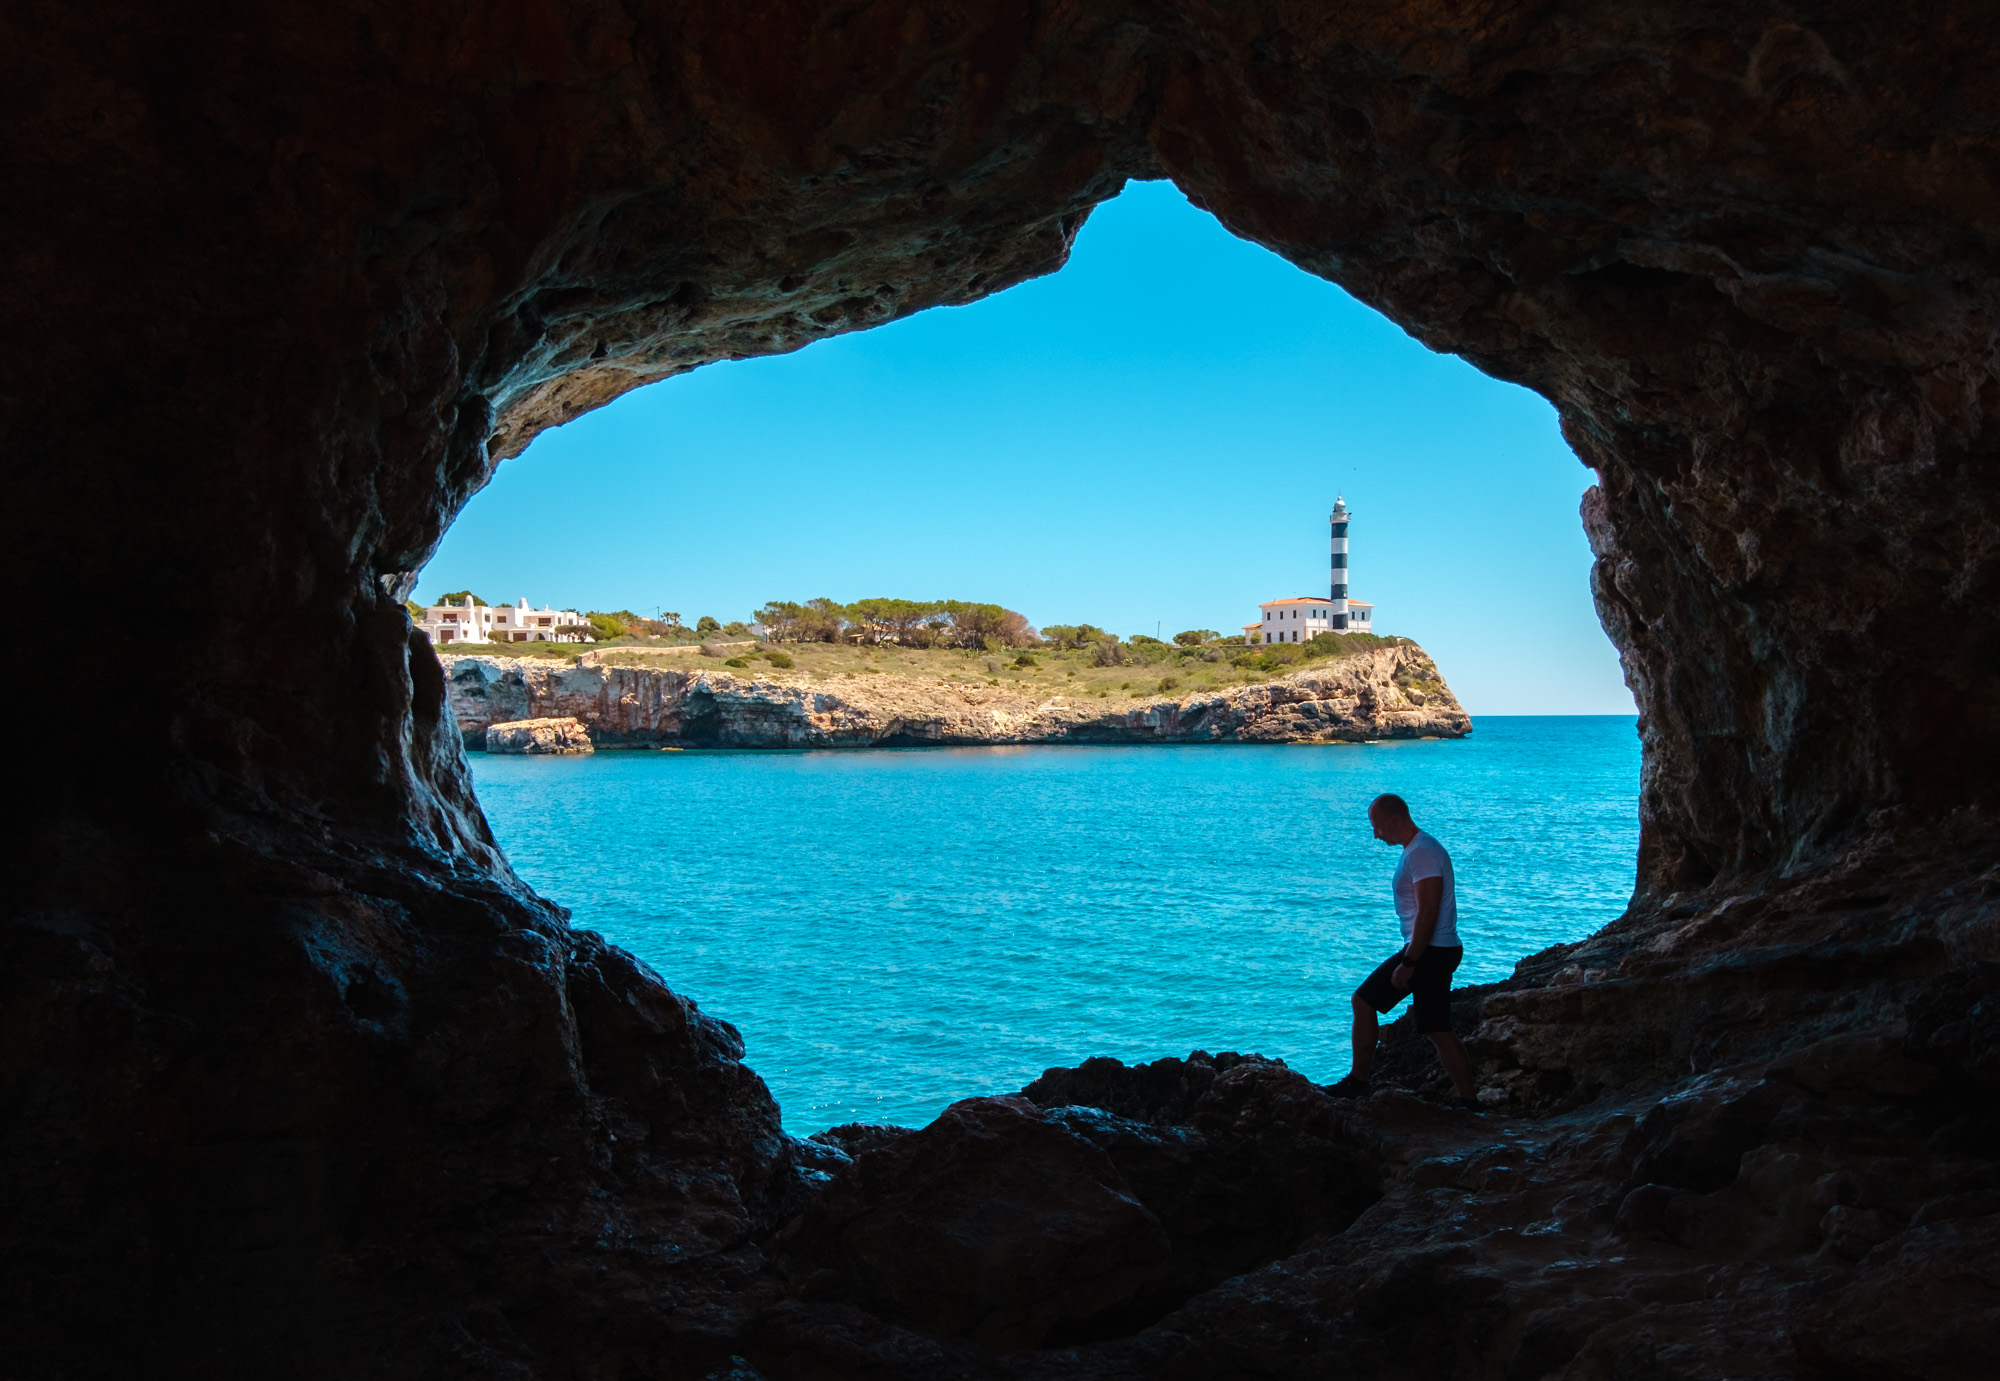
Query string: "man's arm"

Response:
xmin=1392 ymin=876 xmax=1444 ymax=990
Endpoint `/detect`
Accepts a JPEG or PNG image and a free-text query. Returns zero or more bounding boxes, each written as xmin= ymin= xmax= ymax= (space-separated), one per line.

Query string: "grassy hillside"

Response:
xmin=455 ymin=631 xmax=1424 ymax=702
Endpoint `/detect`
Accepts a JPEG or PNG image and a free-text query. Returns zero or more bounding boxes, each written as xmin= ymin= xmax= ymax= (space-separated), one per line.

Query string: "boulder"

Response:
xmin=1029 ymin=1056 xmax=1384 ymax=1325
xmin=768 ymin=1058 xmax=1388 ymax=1355
xmin=485 ymin=717 xmax=593 ymax=754
xmin=772 ymin=1096 xmax=1173 ymax=1350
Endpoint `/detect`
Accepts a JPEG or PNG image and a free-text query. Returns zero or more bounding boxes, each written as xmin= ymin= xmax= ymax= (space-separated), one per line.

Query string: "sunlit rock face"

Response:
xmin=5 ymin=1 xmax=1999 ymax=1376
xmin=440 ymin=648 xmax=1471 ymax=747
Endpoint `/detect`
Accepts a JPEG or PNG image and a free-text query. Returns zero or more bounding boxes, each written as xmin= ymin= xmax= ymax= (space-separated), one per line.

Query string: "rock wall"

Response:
xmin=443 ymin=645 xmax=1470 ymax=749
xmin=7 ymin=2 xmax=2000 ymax=1377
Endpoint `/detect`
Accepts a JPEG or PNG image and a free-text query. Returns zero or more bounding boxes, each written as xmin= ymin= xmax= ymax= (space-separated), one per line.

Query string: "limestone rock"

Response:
xmin=484 ymin=716 xmax=594 ymax=754
xmin=444 ymin=645 xmax=1469 ymax=749
xmin=772 ymin=1096 xmax=1174 ymax=1350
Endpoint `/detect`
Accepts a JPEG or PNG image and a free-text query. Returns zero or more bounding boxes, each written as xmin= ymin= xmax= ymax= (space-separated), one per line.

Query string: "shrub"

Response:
xmin=723 ymin=657 xmax=750 ymax=668
xmin=696 ymin=615 xmax=721 ymax=634
xmin=723 ymin=621 xmax=750 ymax=637
xmin=1015 ymin=654 xmax=1037 ymax=668
xmin=985 ymin=658 xmax=1000 ymax=672
xmin=1158 ymin=676 xmax=1179 ymax=693
xmin=1173 ymin=629 xmax=1219 ymax=646
xmin=764 ymin=651 xmax=794 ymax=669
xmin=1091 ymin=640 xmax=1127 ymax=667
xmin=1129 ymin=634 xmax=1167 ymax=647
xmin=699 ymin=643 xmax=726 ymax=658
xmin=1044 ymin=623 xmax=1116 ymax=650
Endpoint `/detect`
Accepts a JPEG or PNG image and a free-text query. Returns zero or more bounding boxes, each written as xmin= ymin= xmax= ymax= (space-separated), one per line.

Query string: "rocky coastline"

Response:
xmin=443 ymin=643 xmax=1470 ymax=750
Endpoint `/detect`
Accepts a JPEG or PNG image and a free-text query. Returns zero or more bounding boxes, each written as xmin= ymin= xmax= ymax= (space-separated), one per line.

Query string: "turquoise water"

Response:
xmin=468 ymin=717 xmax=1640 ymax=1133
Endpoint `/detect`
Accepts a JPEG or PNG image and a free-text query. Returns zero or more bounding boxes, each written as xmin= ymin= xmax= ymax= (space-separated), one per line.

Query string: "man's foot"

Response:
xmin=1452 ymin=1095 xmax=1482 ymax=1112
xmin=1324 ymin=1075 xmax=1369 ymax=1099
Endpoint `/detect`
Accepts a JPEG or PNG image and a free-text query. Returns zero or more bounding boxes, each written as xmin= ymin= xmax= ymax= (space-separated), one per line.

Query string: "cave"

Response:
xmin=6 ymin=3 xmax=1997 ymax=1378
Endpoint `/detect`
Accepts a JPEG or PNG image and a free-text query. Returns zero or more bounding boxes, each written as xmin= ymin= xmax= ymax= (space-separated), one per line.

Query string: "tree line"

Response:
xmin=418 ymin=589 xmax=1238 ymax=651
xmin=753 ymin=598 xmax=1038 ymax=648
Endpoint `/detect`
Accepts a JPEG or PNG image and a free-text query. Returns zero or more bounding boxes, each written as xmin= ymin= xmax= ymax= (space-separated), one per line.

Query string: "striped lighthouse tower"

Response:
xmin=1329 ymin=496 xmax=1352 ymax=629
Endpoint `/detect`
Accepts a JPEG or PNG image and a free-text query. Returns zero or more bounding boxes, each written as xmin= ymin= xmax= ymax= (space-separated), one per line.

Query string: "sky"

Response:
xmin=422 ymin=181 xmax=1634 ymax=715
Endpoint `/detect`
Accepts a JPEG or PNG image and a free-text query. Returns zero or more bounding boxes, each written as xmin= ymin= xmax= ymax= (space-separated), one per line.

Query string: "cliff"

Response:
xmin=443 ymin=644 xmax=1470 ymax=750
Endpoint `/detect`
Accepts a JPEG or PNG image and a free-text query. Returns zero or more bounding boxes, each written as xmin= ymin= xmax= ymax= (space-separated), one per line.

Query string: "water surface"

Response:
xmin=470 ymin=717 xmax=1639 ymax=1132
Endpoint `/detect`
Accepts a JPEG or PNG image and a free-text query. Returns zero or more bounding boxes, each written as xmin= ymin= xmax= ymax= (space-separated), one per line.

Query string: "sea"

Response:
xmin=468 ymin=716 xmax=1640 ymax=1134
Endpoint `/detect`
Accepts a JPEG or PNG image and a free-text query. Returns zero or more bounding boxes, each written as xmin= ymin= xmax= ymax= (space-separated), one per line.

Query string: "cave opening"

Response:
xmin=419 ymin=181 xmax=1639 ymax=1135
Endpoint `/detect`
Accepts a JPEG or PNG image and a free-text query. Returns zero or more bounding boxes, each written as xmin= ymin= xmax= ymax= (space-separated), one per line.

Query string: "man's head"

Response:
xmin=1369 ymin=793 xmax=1418 ymax=845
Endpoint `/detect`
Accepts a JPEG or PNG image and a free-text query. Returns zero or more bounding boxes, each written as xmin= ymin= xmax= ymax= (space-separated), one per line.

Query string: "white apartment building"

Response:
xmin=419 ymin=597 xmax=590 ymax=645
xmin=1241 ymin=496 xmax=1376 ymax=645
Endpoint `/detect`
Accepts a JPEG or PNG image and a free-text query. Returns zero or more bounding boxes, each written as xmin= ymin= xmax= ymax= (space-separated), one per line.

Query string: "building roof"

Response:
xmin=1259 ymin=596 xmax=1335 ymax=608
xmin=1346 ymin=600 xmax=1374 ymax=607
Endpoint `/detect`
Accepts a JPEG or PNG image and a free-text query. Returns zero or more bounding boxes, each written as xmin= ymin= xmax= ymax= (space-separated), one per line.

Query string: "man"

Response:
xmin=1327 ymin=794 xmax=1480 ymax=1110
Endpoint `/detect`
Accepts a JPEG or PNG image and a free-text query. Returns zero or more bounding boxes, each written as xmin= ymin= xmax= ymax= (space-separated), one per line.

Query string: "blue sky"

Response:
xmin=423 ymin=181 xmax=1634 ymax=715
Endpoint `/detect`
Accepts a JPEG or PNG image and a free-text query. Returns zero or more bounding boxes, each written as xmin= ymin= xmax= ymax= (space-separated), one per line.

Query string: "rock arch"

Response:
xmin=5 ymin=2 xmax=1996 ymax=1375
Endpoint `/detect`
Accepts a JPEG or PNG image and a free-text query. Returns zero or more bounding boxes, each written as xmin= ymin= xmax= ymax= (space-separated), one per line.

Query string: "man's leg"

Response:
xmin=1333 ymin=955 xmax=1403 ymax=1096
xmin=1427 ymin=1031 xmax=1476 ymax=1100
xmin=1350 ymin=994 xmax=1379 ymax=1082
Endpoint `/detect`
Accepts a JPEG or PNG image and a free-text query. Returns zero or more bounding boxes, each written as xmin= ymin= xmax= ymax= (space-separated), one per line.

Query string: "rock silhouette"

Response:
xmin=6 ymin=1 xmax=1999 ymax=1377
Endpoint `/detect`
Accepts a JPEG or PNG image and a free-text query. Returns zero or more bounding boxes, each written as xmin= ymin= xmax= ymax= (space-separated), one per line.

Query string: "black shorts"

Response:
xmin=1355 ymin=945 xmax=1463 ymax=1034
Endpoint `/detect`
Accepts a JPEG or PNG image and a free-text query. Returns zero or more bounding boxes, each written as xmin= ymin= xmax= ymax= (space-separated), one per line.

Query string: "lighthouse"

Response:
xmin=1241 ymin=497 xmax=1376 ymax=644
xmin=1329 ymin=496 xmax=1351 ymax=630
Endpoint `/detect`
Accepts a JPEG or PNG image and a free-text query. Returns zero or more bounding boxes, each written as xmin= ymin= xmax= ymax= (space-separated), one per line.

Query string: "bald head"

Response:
xmin=1369 ymin=794 xmax=1417 ymax=845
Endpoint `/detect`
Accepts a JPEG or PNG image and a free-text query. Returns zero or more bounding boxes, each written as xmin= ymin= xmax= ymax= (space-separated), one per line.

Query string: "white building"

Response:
xmin=419 ymin=597 xmax=590 ymax=645
xmin=1242 ymin=496 xmax=1376 ymax=645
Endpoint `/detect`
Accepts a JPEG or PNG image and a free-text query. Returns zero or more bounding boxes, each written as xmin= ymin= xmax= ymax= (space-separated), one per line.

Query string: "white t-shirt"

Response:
xmin=1392 ymin=830 xmax=1459 ymax=946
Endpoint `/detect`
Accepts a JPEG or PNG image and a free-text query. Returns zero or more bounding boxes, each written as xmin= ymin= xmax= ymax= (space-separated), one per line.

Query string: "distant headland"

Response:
xmin=443 ymin=633 xmax=1470 ymax=751
xmin=421 ymin=496 xmax=1472 ymax=749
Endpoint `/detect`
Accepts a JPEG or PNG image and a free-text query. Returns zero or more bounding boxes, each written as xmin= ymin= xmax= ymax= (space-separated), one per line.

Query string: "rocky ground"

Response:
xmin=532 ymin=822 xmax=1996 ymax=1380
xmin=467 ymin=878 xmax=1998 ymax=1380
xmin=700 ymin=848 xmax=1997 ymax=1379
xmin=442 ymin=642 xmax=1470 ymax=749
